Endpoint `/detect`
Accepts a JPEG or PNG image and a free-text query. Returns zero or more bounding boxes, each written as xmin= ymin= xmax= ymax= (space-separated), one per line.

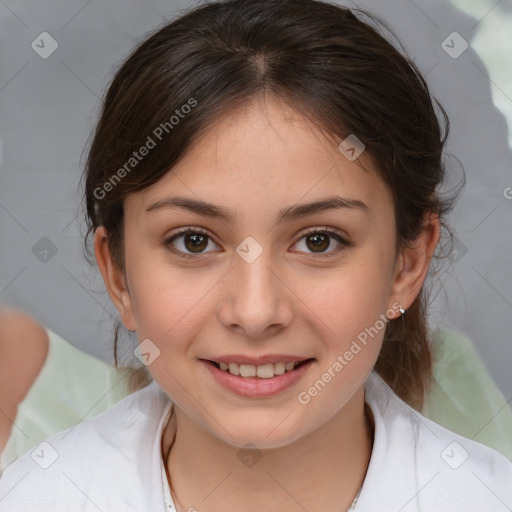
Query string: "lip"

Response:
xmin=203 ymin=354 xmax=311 ymax=365
xmin=199 ymin=358 xmax=315 ymax=398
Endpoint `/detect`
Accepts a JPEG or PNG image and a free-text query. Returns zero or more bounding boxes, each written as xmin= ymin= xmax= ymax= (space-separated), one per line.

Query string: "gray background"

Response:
xmin=1 ymin=0 xmax=511 ymax=399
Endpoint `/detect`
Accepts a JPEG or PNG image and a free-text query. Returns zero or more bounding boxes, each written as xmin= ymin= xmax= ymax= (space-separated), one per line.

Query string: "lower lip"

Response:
xmin=200 ymin=359 xmax=315 ymax=398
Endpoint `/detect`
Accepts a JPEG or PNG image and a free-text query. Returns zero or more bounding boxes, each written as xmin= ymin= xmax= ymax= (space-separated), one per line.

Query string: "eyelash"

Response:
xmin=164 ymin=226 xmax=351 ymax=260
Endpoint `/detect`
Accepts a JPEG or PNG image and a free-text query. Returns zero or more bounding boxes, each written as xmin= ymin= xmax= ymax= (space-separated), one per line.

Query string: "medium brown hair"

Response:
xmin=81 ymin=0 xmax=462 ymax=407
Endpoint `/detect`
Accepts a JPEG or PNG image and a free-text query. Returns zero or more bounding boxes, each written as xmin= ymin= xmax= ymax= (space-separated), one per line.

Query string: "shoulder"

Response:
xmin=358 ymin=372 xmax=512 ymax=512
xmin=0 ymin=380 xmax=171 ymax=511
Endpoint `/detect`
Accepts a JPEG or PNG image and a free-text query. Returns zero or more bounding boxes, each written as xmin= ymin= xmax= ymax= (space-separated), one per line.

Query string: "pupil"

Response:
xmin=307 ymin=233 xmax=329 ymax=252
xmin=186 ymin=233 xmax=207 ymax=252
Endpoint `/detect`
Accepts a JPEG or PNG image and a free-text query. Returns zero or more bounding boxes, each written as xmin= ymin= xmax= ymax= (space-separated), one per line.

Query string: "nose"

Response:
xmin=217 ymin=247 xmax=294 ymax=339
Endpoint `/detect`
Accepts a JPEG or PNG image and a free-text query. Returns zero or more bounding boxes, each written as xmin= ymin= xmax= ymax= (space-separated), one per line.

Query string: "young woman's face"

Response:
xmin=119 ymin=97 xmax=403 ymax=448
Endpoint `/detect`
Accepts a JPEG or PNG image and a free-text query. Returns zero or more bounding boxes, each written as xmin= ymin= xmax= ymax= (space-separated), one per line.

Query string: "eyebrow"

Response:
xmin=145 ymin=195 xmax=370 ymax=223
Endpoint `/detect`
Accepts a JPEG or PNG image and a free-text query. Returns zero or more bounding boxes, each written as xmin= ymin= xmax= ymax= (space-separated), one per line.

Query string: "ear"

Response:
xmin=94 ymin=226 xmax=137 ymax=332
xmin=387 ymin=213 xmax=441 ymax=316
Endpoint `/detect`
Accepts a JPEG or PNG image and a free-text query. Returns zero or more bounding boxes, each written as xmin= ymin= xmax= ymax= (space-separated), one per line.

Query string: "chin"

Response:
xmin=215 ymin=422 xmax=308 ymax=451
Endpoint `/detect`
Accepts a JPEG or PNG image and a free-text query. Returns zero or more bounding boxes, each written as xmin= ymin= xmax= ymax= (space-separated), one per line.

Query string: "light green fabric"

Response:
xmin=422 ymin=327 xmax=512 ymax=460
xmin=0 ymin=328 xmax=133 ymax=473
xmin=1 ymin=325 xmax=511 ymax=474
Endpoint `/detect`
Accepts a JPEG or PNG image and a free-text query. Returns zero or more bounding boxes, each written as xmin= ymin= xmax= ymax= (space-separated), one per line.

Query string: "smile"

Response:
xmin=211 ymin=360 xmax=306 ymax=378
xmin=200 ymin=358 xmax=316 ymax=398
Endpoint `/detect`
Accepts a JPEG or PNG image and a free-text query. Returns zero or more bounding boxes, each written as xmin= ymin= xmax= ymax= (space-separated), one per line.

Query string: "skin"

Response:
xmin=0 ymin=307 xmax=49 ymax=454
xmin=95 ymin=96 xmax=440 ymax=512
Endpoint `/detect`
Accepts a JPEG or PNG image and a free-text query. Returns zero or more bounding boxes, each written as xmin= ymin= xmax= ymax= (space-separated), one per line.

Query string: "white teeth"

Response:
xmin=239 ymin=364 xmax=256 ymax=377
xmin=216 ymin=360 xmax=303 ymax=378
xmin=228 ymin=362 xmax=240 ymax=376
xmin=256 ymin=364 xmax=274 ymax=379
xmin=273 ymin=362 xmax=286 ymax=375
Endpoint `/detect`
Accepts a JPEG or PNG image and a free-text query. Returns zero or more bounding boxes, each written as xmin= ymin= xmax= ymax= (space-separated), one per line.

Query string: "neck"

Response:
xmin=163 ymin=387 xmax=374 ymax=512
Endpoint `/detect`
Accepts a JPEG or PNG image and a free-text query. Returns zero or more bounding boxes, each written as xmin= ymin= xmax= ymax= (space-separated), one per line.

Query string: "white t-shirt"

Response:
xmin=0 ymin=371 xmax=510 ymax=511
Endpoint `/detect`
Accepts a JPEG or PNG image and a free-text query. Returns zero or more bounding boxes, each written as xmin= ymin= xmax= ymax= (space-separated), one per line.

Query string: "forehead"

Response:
xmin=125 ymin=97 xmax=394 ymax=225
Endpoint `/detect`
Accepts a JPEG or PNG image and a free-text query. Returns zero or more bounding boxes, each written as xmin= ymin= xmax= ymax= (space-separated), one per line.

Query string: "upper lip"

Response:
xmin=202 ymin=355 xmax=314 ymax=365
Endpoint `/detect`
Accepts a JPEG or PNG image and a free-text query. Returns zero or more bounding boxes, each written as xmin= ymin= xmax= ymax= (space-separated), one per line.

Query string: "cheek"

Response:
xmin=294 ymin=255 xmax=391 ymax=340
xmin=127 ymin=259 xmax=219 ymax=345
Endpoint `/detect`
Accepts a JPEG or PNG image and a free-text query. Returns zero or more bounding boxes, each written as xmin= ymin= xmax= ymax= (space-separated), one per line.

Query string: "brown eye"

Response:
xmin=184 ymin=233 xmax=208 ymax=253
xmin=305 ymin=232 xmax=330 ymax=252
xmin=165 ymin=229 xmax=220 ymax=257
xmin=293 ymin=229 xmax=349 ymax=256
